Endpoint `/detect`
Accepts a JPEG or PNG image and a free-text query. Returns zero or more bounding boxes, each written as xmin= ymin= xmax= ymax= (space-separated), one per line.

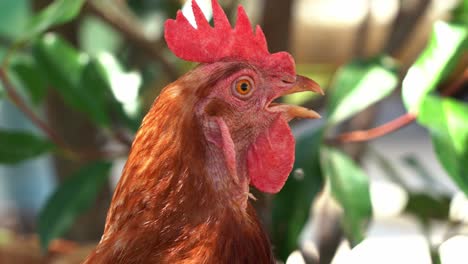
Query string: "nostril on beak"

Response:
xmin=281 ymin=75 xmax=296 ymax=84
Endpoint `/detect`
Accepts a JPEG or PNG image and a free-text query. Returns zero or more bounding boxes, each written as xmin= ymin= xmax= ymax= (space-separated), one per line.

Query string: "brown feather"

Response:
xmin=84 ymin=63 xmax=275 ymax=264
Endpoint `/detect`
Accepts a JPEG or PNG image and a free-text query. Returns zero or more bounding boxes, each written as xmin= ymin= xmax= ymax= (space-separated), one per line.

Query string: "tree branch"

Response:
xmin=0 ymin=68 xmax=128 ymax=161
xmin=0 ymin=68 xmax=68 ymax=150
xmin=328 ymin=112 xmax=417 ymax=144
xmin=84 ymin=0 xmax=179 ymax=81
xmin=328 ymin=68 xmax=467 ymax=144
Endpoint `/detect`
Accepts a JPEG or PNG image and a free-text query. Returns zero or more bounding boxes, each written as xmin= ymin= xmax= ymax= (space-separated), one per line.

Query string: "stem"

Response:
xmin=0 ymin=68 xmax=128 ymax=161
xmin=329 ymin=68 xmax=467 ymax=144
xmin=84 ymin=1 xmax=179 ymax=81
xmin=0 ymin=68 xmax=68 ymax=149
xmin=330 ymin=113 xmax=417 ymax=143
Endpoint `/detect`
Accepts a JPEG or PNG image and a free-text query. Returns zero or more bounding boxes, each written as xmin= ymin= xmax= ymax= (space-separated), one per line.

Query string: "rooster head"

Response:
xmin=164 ymin=0 xmax=323 ymax=195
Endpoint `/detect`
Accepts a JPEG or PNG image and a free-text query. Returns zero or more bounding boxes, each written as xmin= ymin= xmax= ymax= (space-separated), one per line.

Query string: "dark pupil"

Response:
xmin=240 ymin=82 xmax=249 ymax=91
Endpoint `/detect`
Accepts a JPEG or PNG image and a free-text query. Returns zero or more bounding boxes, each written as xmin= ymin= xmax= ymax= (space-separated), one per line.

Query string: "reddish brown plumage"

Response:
xmin=84 ymin=64 xmax=277 ymax=263
xmin=84 ymin=1 xmax=322 ymax=263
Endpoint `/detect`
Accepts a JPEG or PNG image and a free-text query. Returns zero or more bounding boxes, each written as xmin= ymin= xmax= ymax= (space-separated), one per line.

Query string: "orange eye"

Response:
xmin=232 ymin=77 xmax=254 ymax=98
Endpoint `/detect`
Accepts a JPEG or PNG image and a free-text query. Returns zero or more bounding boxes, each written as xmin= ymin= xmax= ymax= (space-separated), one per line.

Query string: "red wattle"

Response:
xmin=247 ymin=116 xmax=295 ymax=193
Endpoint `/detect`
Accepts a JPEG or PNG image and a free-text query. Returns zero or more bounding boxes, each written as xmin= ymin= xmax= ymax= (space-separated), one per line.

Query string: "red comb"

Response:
xmin=164 ymin=0 xmax=295 ymax=76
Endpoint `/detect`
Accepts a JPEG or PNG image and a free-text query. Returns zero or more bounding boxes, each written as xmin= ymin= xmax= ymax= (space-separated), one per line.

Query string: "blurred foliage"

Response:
xmin=272 ymin=127 xmax=323 ymax=259
xmin=38 ymin=161 xmax=111 ymax=251
xmin=321 ymin=147 xmax=372 ymax=244
xmin=0 ymin=0 xmax=466 ymax=262
xmin=0 ymin=130 xmax=53 ymax=164
xmin=402 ymin=21 xmax=467 ymax=111
xmin=326 ymin=56 xmax=398 ymax=126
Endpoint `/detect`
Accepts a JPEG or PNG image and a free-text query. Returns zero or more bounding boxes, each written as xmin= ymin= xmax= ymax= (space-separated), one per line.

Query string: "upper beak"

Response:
xmin=283 ymin=75 xmax=324 ymax=96
xmin=268 ymin=75 xmax=324 ymax=121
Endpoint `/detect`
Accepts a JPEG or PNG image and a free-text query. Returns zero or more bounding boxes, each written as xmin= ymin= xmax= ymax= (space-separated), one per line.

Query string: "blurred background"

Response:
xmin=0 ymin=0 xmax=466 ymax=263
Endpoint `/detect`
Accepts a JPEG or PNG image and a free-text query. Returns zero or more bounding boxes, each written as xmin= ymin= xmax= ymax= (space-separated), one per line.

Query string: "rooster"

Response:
xmin=84 ymin=1 xmax=322 ymax=263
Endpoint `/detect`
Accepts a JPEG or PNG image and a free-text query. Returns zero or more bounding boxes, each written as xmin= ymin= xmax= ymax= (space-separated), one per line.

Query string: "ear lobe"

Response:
xmin=205 ymin=117 xmax=239 ymax=184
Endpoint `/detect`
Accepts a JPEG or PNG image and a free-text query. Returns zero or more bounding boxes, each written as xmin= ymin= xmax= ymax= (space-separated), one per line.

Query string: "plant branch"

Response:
xmin=84 ymin=0 xmax=179 ymax=81
xmin=0 ymin=68 xmax=69 ymax=150
xmin=329 ymin=68 xmax=467 ymax=144
xmin=0 ymin=68 xmax=129 ymax=161
xmin=329 ymin=112 xmax=417 ymax=144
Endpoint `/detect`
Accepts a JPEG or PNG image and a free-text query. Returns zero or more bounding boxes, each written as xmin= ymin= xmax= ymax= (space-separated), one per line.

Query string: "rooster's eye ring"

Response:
xmin=232 ymin=77 xmax=254 ymax=99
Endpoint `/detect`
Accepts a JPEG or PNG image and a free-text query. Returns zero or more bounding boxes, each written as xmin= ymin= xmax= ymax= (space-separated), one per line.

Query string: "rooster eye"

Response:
xmin=232 ymin=77 xmax=254 ymax=99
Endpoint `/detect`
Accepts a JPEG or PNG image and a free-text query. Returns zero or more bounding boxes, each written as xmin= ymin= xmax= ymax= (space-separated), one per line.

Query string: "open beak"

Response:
xmin=268 ymin=75 xmax=324 ymax=121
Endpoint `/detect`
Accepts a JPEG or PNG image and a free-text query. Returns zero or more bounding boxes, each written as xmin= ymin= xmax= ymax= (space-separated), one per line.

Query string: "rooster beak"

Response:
xmin=269 ymin=75 xmax=324 ymax=121
xmin=283 ymin=75 xmax=324 ymax=96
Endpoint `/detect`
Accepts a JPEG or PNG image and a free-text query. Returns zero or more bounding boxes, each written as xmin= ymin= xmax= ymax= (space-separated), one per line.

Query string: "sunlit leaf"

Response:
xmin=327 ymin=56 xmax=398 ymax=126
xmin=93 ymin=53 xmax=142 ymax=107
xmin=32 ymin=34 xmax=111 ymax=126
xmin=10 ymin=55 xmax=48 ymax=104
xmin=272 ymin=127 xmax=324 ymax=260
xmin=418 ymin=96 xmax=468 ymax=195
xmin=402 ymin=22 xmax=467 ymax=111
xmin=0 ymin=130 xmax=53 ymax=164
xmin=321 ymin=146 xmax=372 ymax=244
xmin=38 ymin=161 xmax=112 ymax=251
xmin=20 ymin=0 xmax=86 ymax=42
xmin=84 ymin=52 xmax=142 ymax=131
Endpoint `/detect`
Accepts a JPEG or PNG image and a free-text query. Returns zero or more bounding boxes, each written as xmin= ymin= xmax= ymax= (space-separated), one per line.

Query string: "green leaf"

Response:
xmin=92 ymin=53 xmax=142 ymax=130
xmin=10 ymin=56 xmax=48 ymax=104
xmin=272 ymin=127 xmax=324 ymax=260
xmin=0 ymin=80 xmax=4 ymax=98
xmin=453 ymin=0 xmax=468 ymax=24
xmin=79 ymin=17 xmax=122 ymax=56
xmin=0 ymin=0 xmax=29 ymax=39
xmin=402 ymin=22 xmax=467 ymax=111
xmin=405 ymin=193 xmax=450 ymax=221
xmin=0 ymin=130 xmax=53 ymax=164
xmin=327 ymin=56 xmax=398 ymax=126
xmin=418 ymin=96 xmax=468 ymax=195
xmin=20 ymin=0 xmax=86 ymax=42
xmin=321 ymin=146 xmax=372 ymax=244
xmin=38 ymin=161 xmax=112 ymax=251
xmin=32 ymin=34 xmax=111 ymax=126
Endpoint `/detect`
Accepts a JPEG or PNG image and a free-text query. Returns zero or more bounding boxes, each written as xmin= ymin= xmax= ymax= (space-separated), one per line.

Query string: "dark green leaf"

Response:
xmin=453 ymin=0 xmax=468 ymax=24
xmin=402 ymin=22 xmax=467 ymax=111
xmin=32 ymin=34 xmax=111 ymax=126
xmin=77 ymin=60 xmax=113 ymax=126
xmin=0 ymin=130 xmax=53 ymax=164
xmin=327 ymin=56 xmax=398 ymax=125
xmin=20 ymin=0 xmax=86 ymax=42
xmin=321 ymin=146 xmax=372 ymax=244
xmin=38 ymin=161 xmax=112 ymax=251
xmin=418 ymin=96 xmax=468 ymax=195
xmin=272 ymin=127 xmax=324 ymax=260
xmin=10 ymin=56 xmax=48 ymax=104
xmin=405 ymin=193 xmax=450 ymax=221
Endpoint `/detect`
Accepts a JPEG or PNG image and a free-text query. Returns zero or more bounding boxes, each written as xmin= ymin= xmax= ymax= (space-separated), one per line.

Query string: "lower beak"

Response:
xmin=268 ymin=75 xmax=324 ymax=121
